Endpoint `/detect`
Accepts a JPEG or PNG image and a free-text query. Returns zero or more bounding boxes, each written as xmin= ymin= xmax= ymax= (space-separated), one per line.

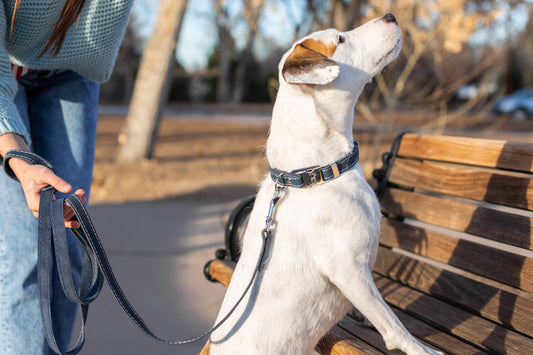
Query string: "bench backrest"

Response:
xmin=372 ymin=133 xmax=533 ymax=352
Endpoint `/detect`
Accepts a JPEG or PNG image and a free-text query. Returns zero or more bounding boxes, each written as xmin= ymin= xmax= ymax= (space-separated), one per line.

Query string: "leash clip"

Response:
xmin=258 ymin=182 xmax=284 ymax=271
xmin=264 ymin=182 xmax=283 ymax=237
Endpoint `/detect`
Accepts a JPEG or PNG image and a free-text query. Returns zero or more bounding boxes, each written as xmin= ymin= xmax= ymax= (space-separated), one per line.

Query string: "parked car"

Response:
xmin=456 ymin=82 xmax=498 ymax=101
xmin=493 ymin=87 xmax=533 ymax=121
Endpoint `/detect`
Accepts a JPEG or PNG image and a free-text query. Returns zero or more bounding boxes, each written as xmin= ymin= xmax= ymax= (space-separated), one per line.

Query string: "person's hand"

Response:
xmin=8 ymin=158 xmax=86 ymax=228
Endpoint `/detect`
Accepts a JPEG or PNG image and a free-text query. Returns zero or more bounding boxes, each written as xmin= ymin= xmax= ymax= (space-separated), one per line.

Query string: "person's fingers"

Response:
xmin=65 ymin=219 xmax=81 ymax=229
xmin=64 ymin=204 xmax=75 ymax=220
xmin=73 ymin=189 xmax=86 ymax=202
xmin=63 ymin=189 xmax=86 ymax=228
xmin=35 ymin=167 xmax=72 ymax=194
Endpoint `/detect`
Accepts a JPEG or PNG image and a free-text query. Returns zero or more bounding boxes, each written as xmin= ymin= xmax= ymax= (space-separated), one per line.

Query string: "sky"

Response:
xmin=131 ymin=0 xmax=532 ymax=72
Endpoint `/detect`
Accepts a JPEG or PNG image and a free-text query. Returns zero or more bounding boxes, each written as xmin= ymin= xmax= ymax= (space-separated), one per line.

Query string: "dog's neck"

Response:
xmin=266 ymin=83 xmax=360 ymax=172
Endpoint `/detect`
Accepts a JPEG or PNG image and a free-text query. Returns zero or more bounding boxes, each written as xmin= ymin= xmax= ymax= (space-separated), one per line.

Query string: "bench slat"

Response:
xmin=388 ymin=158 xmax=533 ymax=210
xmin=317 ymin=327 xmax=383 ymax=355
xmin=335 ymin=316 xmax=394 ymax=354
xmin=397 ymin=134 xmax=533 ymax=173
xmin=381 ymin=188 xmax=533 ymax=250
xmin=373 ymin=245 xmax=533 ymax=337
xmin=337 ymin=311 xmax=483 ymax=355
xmin=390 ymin=307 xmax=486 ymax=355
xmin=380 ymin=218 xmax=533 ymax=292
xmin=374 ymin=275 xmax=533 ymax=354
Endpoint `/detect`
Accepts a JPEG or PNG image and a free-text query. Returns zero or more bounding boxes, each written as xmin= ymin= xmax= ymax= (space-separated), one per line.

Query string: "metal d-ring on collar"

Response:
xmin=269 ymin=142 xmax=360 ymax=188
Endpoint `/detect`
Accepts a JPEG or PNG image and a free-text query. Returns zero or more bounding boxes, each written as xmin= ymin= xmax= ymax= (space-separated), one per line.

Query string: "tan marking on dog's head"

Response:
xmin=300 ymin=39 xmax=337 ymax=58
xmin=282 ymin=39 xmax=339 ymax=85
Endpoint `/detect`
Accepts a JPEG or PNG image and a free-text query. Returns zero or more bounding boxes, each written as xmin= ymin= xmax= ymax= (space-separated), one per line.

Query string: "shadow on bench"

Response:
xmin=204 ymin=133 xmax=533 ymax=354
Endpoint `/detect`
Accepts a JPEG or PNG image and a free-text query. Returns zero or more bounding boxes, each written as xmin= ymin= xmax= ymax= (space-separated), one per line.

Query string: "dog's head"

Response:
xmin=280 ymin=13 xmax=401 ymax=91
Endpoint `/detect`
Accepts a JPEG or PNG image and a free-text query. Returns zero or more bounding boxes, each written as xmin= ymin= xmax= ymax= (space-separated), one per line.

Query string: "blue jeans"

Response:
xmin=0 ymin=70 xmax=99 ymax=354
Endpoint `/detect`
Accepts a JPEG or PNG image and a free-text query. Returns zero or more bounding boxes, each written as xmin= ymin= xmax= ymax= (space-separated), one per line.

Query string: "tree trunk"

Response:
xmin=117 ymin=0 xmax=188 ymax=163
xmin=215 ymin=0 xmax=234 ymax=103
xmin=231 ymin=0 xmax=264 ymax=103
xmin=216 ymin=26 xmax=234 ymax=103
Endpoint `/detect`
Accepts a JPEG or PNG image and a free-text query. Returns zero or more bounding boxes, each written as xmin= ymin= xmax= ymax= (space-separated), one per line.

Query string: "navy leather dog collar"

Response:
xmin=270 ymin=142 xmax=359 ymax=188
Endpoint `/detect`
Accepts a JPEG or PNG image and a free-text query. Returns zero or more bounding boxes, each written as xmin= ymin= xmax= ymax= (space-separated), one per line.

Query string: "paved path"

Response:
xmin=77 ymin=199 xmax=238 ymax=354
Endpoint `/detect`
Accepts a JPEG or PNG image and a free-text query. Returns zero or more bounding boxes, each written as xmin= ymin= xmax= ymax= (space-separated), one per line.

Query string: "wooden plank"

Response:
xmin=388 ymin=158 xmax=533 ymax=210
xmin=390 ymin=308 xmax=486 ymax=355
xmin=317 ymin=326 xmax=383 ymax=355
xmin=373 ymin=246 xmax=533 ymax=337
xmin=208 ymin=259 xmax=235 ymax=287
xmin=338 ymin=312 xmax=483 ymax=355
xmin=381 ymin=188 xmax=533 ymax=250
xmin=373 ymin=275 xmax=533 ymax=354
xmin=398 ymin=134 xmax=533 ymax=173
xmin=380 ymin=218 xmax=533 ymax=293
xmin=336 ymin=315 xmax=403 ymax=354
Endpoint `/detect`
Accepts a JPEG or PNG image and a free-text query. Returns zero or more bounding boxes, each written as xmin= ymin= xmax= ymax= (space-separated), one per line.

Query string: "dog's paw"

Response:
xmin=384 ymin=335 xmax=444 ymax=355
xmin=421 ymin=346 xmax=444 ymax=355
xmin=407 ymin=343 xmax=444 ymax=355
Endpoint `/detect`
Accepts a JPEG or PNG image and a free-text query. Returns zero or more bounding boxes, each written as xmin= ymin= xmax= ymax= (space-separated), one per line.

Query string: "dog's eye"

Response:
xmin=337 ymin=35 xmax=346 ymax=44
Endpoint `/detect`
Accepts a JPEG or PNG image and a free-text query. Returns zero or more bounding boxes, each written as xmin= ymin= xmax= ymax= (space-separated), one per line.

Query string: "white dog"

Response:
xmin=206 ymin=14 xmax=442 ymax=355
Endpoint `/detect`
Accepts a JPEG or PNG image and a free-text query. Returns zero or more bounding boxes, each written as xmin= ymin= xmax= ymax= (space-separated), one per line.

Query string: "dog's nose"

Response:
xmin=383 ymin=13 xmax=397 ymax=24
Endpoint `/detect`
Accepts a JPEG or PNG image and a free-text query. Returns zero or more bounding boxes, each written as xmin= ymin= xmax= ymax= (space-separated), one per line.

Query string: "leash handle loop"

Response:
xmin=2 ymin=149 xmax=55 ymax=181
xmin=38 ymin=187 xmax=90 ymax=355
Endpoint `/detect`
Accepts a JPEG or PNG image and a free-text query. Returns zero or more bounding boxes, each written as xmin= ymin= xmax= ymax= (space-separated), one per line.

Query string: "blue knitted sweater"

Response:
xmin=0 ymin=0 xmax=133 ymax=142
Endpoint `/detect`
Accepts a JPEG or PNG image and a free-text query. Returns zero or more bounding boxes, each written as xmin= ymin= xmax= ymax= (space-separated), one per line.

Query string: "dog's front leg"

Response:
xmin=324 ymin=261 xmax=443 ymax=355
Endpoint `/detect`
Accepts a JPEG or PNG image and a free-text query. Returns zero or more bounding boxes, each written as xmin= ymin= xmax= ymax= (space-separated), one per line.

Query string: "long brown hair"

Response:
xmin=10 ymin=0 xmax=87 ymax=58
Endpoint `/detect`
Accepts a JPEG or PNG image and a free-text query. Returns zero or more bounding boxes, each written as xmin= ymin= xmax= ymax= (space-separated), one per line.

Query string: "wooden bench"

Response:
xmin=203 ymin=133 xmax=533 ymax=354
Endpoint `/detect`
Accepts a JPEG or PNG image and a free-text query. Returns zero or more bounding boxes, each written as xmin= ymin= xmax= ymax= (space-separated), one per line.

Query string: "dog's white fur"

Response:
xmin=208 ymin=14 xmax=442 ymax=355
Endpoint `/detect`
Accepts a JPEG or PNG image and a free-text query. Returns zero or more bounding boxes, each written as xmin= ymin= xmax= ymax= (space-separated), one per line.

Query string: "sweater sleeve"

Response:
xmin=0 ymin=1 xmax=30 ymax=143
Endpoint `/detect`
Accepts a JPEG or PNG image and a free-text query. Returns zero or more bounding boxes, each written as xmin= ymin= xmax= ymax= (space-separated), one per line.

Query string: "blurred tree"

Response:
xmin=232 ymin=0 xmax=265 ymax=103
xmin=506 ymin=5 xmax=533 ymax=91
xmin=214 ymin=0 xmax=235 ymax=103
xmin=364 ymin=0 xmax=501 ymax=114
xmin=328 ymin=0 xmax=365 ymax=30
xmin=213 ymin=0 xmax=266 ymax=103
xmin=302 ymin=0 xmax=363 ymax=31
xmin=361 ymin=0 xmax=510 ymax=165
xmin=117 ymin=0 xmax=188 ymax=163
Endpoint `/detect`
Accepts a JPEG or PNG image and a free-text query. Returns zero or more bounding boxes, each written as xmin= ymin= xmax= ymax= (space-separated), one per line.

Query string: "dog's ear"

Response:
xmin=282 ymin=39 xmax=340 ymax=85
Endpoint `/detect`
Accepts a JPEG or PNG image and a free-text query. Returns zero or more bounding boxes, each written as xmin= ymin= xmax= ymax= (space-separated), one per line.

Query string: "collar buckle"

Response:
xmin=298 ymin=167 xmax=324 ymax=187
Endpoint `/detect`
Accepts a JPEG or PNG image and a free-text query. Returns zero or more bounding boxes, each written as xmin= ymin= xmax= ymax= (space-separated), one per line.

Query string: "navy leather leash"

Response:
xmin=270 ymin=142 xmax=359 ymax=188
xmin=1 ymin=149 xmax=281 ymax=354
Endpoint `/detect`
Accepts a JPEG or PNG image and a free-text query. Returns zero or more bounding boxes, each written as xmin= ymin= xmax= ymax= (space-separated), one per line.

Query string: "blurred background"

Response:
xmin=92 ymin=0 xmax=533 ymax=203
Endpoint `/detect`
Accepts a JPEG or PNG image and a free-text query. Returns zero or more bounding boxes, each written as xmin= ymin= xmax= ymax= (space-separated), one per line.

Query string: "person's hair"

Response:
xmin=10 ymin=0 xmax=87 ymax=58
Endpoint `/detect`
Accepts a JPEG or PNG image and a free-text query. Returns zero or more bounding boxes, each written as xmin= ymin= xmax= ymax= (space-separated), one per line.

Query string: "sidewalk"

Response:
xmin=77 ymin=199 xmax=237 ymax=354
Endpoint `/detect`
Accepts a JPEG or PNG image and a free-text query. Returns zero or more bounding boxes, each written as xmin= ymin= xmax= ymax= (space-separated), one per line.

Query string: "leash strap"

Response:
xmin=2 ymin=149 xmax=282 ymax=354
xmin=269 ymin=142 xmax=359 ymax=188
xmin=2 ymin=149 xmax=55 ymax=181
